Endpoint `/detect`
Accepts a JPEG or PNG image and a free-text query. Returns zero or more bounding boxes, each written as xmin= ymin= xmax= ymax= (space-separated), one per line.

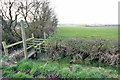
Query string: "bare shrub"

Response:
xmin=46 ymin=38 xmax=119 ymax=67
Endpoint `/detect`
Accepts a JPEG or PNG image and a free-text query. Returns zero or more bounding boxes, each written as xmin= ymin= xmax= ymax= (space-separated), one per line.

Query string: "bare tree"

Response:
xmin=26 ymin=0 xmax=58 ymax=38
xmin=0 ymin=0 xmax=22 ymax=43
xmin=0 ymin=0 xmax=58 ymax=43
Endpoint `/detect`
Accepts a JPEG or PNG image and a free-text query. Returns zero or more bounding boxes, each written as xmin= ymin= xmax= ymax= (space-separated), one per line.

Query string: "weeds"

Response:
xmin=2 ymin=58 xmax=118 ymax=78
xmin=12 ymin=72 xmax=32 ymax=78
xmin=17 ymin=60 xmax=33 ymax=73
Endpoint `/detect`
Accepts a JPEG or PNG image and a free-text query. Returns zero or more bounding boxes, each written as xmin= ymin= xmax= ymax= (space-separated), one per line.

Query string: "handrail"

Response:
xmin=6 ymin=38 xmax=34 ymax=48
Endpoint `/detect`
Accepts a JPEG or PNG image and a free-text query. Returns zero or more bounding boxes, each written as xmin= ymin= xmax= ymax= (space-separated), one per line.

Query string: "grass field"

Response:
xmin=51 ymin=26 xmax=118 ymax=40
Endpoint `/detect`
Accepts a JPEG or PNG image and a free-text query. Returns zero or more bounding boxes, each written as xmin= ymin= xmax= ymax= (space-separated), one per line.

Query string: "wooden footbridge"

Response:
xmin=2 ymin=20 xmax=47 ymax=59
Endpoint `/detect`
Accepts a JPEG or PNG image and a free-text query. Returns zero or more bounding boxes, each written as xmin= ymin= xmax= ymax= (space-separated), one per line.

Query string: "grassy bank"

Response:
xmin=2 ymin=57 xmax=118 ymax=78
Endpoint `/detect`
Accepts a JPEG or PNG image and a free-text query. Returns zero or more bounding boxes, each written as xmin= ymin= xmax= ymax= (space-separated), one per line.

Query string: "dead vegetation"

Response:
xmin=46 ymin=38 xmax=119 ymax=67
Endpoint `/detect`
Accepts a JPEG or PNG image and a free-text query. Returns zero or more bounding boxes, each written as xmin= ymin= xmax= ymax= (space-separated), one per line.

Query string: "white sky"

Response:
xmin=50 ymin=0 xmax=119 ymax=24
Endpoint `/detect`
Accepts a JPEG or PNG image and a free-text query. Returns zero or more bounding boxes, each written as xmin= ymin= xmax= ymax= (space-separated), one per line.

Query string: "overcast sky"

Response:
xmin=50 ymin=0 xmax=119 ymax=24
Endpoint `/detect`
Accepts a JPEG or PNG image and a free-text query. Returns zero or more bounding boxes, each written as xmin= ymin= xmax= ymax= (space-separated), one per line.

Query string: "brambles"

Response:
xmin=46 ymin=38 xmax=119 ymax=66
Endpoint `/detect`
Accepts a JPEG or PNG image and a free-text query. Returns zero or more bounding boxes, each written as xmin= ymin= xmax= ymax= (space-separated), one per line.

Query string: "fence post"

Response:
xmin=32 ymin=33 xmax=35 ymax=46
xmin=32 ymin=33 xmax=34 ymax=39
xmin=44 ymin=32 xmax=46 ymax=39
xmin=43 ymin=32 xmax=47 ymax=52
xmin=20 ymin=20 xmax=27 ymax=59
xmin=2 ymin=41 xmax=8 ymax=56
xmin=32 ymin=33 xmax=36 ymax=57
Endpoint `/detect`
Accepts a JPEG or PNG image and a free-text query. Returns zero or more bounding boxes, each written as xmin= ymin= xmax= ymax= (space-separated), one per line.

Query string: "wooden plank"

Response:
xmin=33 ymin=41 xmax=43 ymax=43
xmin=36 ymin=47 xmax=46 ymax=50
xmin=34 ymin=44 xmax=41 ymax=48
xmin=36 ymin=43 xmax=42 ymax=46
xmin=27 ymin=45 xmax=35 ymax=50
xmin=28 ymin=49 xmax=36 ymax=58
xmin=2 ymin=41 xmax=8 ymax=55
xmin=6 ymin=38 xmax=33 ymax=48
xmin=33 ymin=41 xmax=45 ymax=48
xmin=28 ymin=51 xmax=35 ymax=58
xmin=34 ymin=38 xmax=44 ymax=40
xmin=27 ymin=42 xmax=33 ymax=45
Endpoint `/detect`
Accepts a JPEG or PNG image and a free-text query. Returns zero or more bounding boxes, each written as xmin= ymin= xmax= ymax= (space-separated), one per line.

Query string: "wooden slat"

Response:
xmin=28 ymin=49 xmax=36 ymax=58
xmin=28 ymin=51 xmax=36 ymax=58
xmin=6 ymin=38 xmax=33 ymax=48
xmin=36 ymin=43 xmax=42 ymax=46
xmin=34 ymin=41 xmax=42 ymax=43
xmin=34 ymin=38 xmax=44 ymax=40
xmin=27 ymin=43 xmax=34 ymax=45
xmin=27 ymin=45 xmax=35 ymax=50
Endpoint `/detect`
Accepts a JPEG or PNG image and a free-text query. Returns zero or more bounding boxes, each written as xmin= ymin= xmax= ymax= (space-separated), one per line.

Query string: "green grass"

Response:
xmin=51 ymin=26 xmax=118 ymax=40
xmin=2 ymin=58 xmax=118 ymax=78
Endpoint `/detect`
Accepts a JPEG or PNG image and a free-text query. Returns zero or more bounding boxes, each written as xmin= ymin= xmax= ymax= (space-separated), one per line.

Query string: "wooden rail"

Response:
xmin=2 ymin=33 xmax=46 ymax=59
xmin=2 ymin=37 xmax=33 ymax=55
xmin=2 ymin=20 xmax=47 ymax=59
xmin=7 ymin=38 xmax=33 ymax=48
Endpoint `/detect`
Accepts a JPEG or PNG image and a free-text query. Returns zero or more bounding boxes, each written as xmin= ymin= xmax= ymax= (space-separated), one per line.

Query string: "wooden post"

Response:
xmin=32 ymin=33 xmax=36 ymax=57
xmin=43 ymin=32 xmax=47 ymax=52
xmin=44 ymin=32 xmax=46 ymax=39
xmin=2 ymin=41 xmax=8 ymax=55
xmin=20 ymin=20 xmax=27 ymax=59
xmin=32 ymin=33 xmax=34 ymax=44
xmin=32 ymin=33 xmax=35 ymax=47
xmin=32 ymin=33 xmax=34 ymax=39
xmin=32 ymin=33 xmax=34 ymax=40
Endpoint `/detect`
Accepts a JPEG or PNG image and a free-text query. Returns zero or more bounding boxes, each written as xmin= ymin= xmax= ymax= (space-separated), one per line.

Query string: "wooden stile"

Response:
xmin=2 ymin=26 xmax=47 ymax=59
